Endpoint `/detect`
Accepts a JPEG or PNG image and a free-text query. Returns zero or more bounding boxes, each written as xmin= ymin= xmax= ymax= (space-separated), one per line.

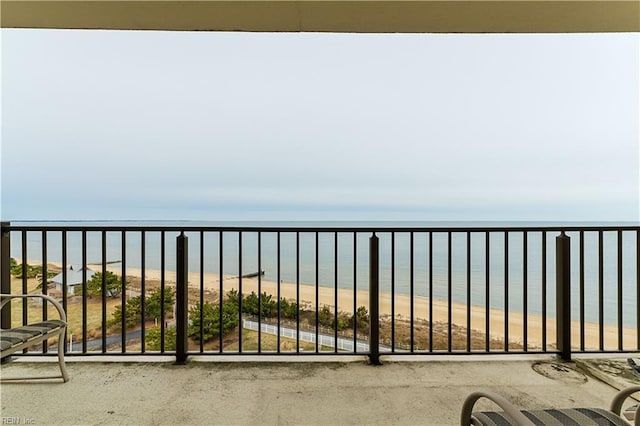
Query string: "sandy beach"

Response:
xmin=10 ymin=259 xmax=638 ymax=351
xmin=100 ymin=264 xmax=638 ymax=351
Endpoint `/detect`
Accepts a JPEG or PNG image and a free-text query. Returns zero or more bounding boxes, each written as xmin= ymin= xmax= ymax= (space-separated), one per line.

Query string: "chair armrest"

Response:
xmin=0 ymin=293 xmax=67 ymax=323
xmin=610 ymin=386 xmax=640 ymax=426
xmin=461 ymin=390 xmax=536 ymax=426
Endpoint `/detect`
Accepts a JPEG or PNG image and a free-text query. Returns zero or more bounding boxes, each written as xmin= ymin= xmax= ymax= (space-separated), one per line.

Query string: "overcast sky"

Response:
xmin=1 ymin=30 xmax=638 ymax=222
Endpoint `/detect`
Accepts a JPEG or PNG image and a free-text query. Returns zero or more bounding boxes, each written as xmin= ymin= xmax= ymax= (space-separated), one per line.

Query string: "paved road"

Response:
xmin=71 ymin=329 xmax=143 ymax=352
xmin=41 ymin=329 xmax=144 ymax=353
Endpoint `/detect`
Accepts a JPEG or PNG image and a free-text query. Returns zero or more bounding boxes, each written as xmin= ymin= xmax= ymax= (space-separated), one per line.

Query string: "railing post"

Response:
xmin=1 ymin=222 xmax=11 ymax=329
xmin=556 ymin=231 xmax=571 ymax=361
xmin=369 ymin=233 xmax=382 ymax=365
xmin=175 ymin=232 xmax=188 ymax=364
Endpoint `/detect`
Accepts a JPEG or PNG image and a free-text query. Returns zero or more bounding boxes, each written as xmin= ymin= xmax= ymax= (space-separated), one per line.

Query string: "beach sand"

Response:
xmin=107 ymin=265 xmax=638 ymax=351
xmin=11 ymin=261 xmax=638 ymax=351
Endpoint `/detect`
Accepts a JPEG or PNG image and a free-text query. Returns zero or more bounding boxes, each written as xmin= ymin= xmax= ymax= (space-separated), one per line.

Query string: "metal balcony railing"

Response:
xmin=1 ymin=222 xmax=638 ymax=364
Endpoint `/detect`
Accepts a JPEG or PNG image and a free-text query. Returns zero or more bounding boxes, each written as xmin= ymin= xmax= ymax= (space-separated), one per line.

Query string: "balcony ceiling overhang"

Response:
xmin=1 ymin=1 xmax=639 ymax=33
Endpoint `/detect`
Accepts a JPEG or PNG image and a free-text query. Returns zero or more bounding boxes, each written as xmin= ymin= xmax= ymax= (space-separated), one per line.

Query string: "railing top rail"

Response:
xmin=1 ymin=223 xmax=639 ymax=233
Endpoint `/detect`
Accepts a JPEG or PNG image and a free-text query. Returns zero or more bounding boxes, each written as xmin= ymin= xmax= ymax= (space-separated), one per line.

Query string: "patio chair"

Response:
xmin=461 ymin=386 xmax=640 ymax=426
xmin=1 ymin=293 xmax=69 ymax=382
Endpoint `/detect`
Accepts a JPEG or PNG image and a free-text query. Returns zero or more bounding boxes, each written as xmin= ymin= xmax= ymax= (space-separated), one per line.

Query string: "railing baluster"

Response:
xmin=0 ymin=223 xmax=10 ymax=329
xmin=101 ymin=231 xmax=107 ymax=353
xmin=428 ymin=231 xmax=433 ymax=352
xmin=42 ymin=231 xmax=48 ymax=318
xmin=485 ymin=231 xmax=490 ymax=352
xmin=542 ymin=232 xmax=547 ymax=351
xmin=21 ymin=231 xmax=28 ymax=327
xmin=258 ymin=232 xmax=262 ymax=354
xmin=160 ymin=231 xmax=166 ymax=353
xmin=199 ymin=231 xmax=205 ymax=354
xmin=219 ymin=231 xmax=224 ymax=353
xmin=353 ymin=232 xmax=357 ymax=354
xmin=599 ymin=230 xmax=604 ymax=351
xmin=296 ymin=232 xmax=300 ymax=353
xmin=447 ymin=231 xmax=452 ymax=353
xmin=504 ymin=231 xmax=509 ymax=353
xmin=618 ymin=229 xmax=623 ymax=351
xmin=276 ymin=231 xmax=281 ymax=353
xmin=466 ymin=231 xmax=471 ymax=352
xmin=523 ymin=231 xmax=528 ymax=352
xmin=141 ymin=231 xmax=146 ymax=353
xmin=42 ymin=231 xmax=48 ymax=353
xmin=579 ymin=230 xmax=585 ymax=352
xmin=239 ymin=231 xmax=243 ymax=353
xmin=121 ymin=231 xmax=126 ymax=353
xmin=82 ymin=230 xmax=87 ymax=353
xmin=333 ymin=232 xmax=338 ymax=354
xmin=410 ymin=232 xmax=414 ymax=352
xmin=314 ymin=232 xmax=319 ymax=354
xmin=61 ymin=230 xmax=68 ymax=353
xmin=391 ymin=232 xmax=395 ymax=352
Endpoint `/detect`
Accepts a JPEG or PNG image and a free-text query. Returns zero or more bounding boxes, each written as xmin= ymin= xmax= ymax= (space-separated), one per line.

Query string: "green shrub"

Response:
xmin=242 ymin=291 xmax=277 ymax=318
xmin=188 ymin=290 xmax=239 ymax=343
xmin=353 ymin=306 xmax=369 ymax=331
xmin=81 ymin=271 xmax=125 ymax=298
xmin=108 ymin=287 xmax=175 ymax=331
xmin=279 ymin=298 xmax=298 ymax=320
xmin=146 ymin=326 xmax=176 ymax=351
xmin=318 ymin=305 xmax=333 ymax=328
xmin=9 ymin=258 xmax=54 ymax=279
xmin=333 ymin=312 xmax=351 ymax=331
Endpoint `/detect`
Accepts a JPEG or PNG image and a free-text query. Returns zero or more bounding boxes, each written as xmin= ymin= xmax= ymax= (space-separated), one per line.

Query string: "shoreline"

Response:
xmin=15 ymin=260 xmax=639 ymax=350
xmin=109 ymin=265 xmax=638 ymax=351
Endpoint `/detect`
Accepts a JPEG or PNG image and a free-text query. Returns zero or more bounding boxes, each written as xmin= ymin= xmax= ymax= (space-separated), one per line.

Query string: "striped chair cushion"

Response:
xmin=0 ymin=320 xmax=66 ymax=352
xmin=474 ymin=407 xmax=629 ymax=426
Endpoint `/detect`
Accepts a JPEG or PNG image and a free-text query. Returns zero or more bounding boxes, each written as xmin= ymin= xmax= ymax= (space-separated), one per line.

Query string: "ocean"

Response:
xmin=7 ymin=220 xmax=639 ymax=327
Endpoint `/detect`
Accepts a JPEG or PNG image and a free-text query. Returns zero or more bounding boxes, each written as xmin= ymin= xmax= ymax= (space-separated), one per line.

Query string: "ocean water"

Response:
xmin=8 ymin=220 xmax=639 ymax=327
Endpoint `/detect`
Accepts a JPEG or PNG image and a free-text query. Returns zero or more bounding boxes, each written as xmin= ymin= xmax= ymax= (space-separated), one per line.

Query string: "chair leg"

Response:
xmin=57 ymin=329 xmax=69 ymax=382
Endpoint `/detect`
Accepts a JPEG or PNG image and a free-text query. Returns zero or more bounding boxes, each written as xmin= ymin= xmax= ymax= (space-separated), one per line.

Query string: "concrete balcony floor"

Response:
xmin=1 ymin=355 xmax=639 ymax=425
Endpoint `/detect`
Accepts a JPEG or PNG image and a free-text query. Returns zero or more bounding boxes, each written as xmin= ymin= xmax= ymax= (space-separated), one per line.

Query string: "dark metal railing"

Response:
xmin=1 ymin=222 xmax=638 ymax=364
